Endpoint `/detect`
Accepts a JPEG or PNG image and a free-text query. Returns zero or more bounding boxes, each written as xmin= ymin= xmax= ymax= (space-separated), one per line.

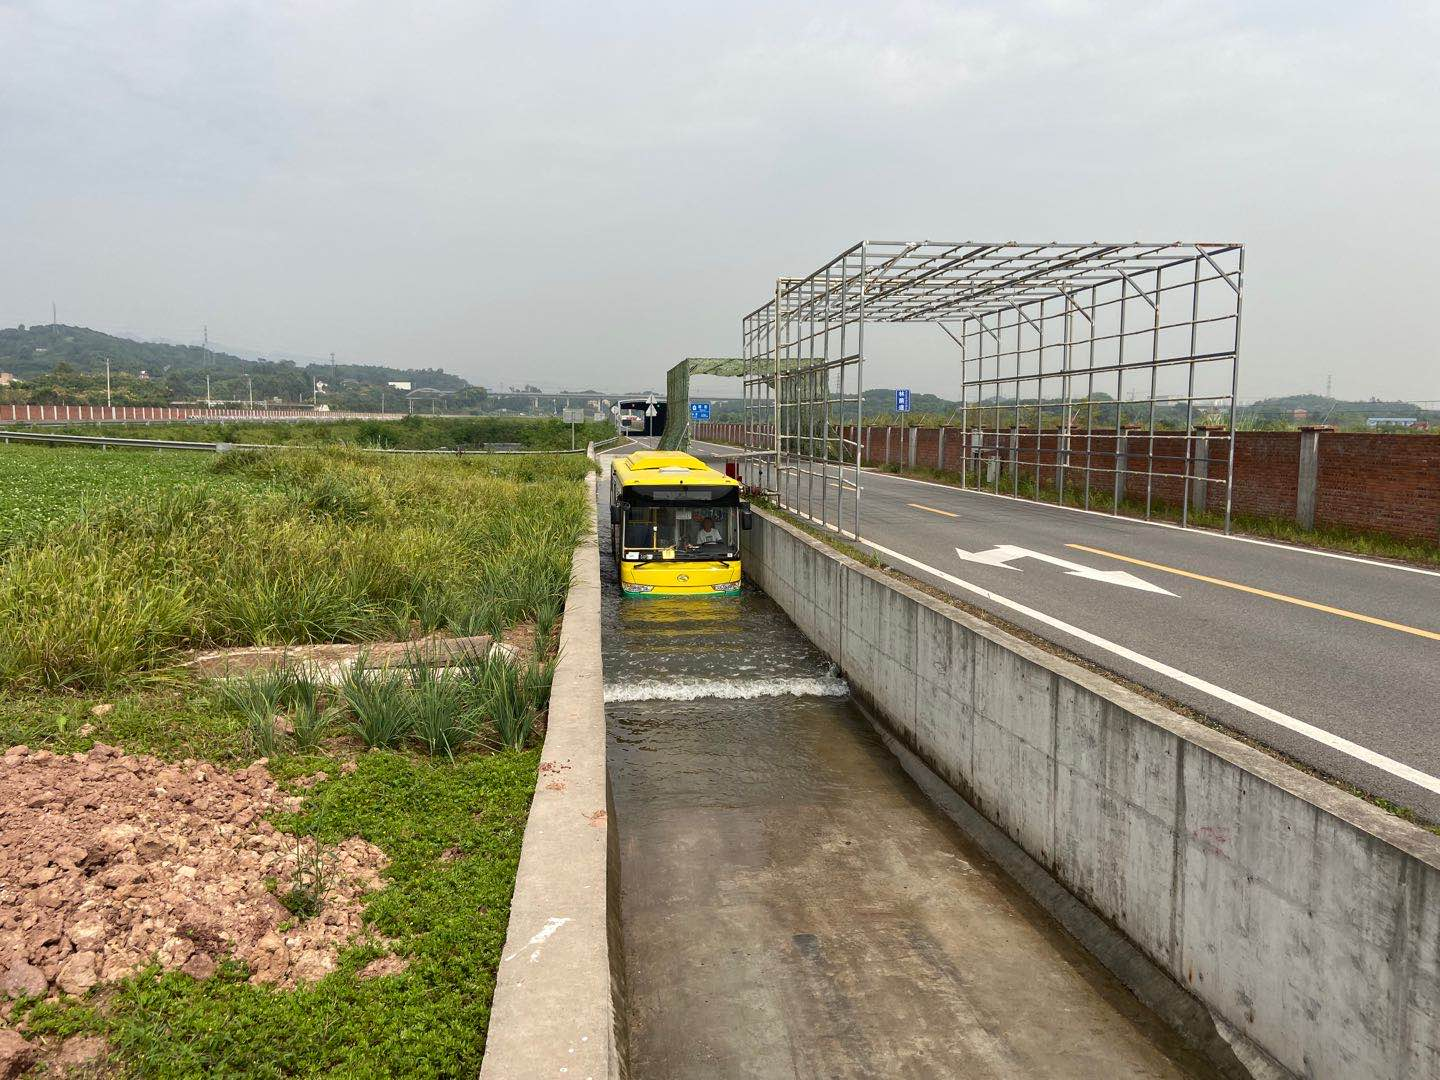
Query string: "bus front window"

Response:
xmin=622 ymin=506 xmax=737 ymax=559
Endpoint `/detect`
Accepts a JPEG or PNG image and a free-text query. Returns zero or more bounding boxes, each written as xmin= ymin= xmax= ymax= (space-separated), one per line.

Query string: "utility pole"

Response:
xmin=381 ymin=388 xmax=385 ymax=415
xmin=203 ymin=326 xmax=211 ymax=408
xmin=1326 ymin=374 xmax=1333 ymax=399
xmin=105 ymin=357 xmax=112 ymax=408
xmin=247 ymin=375 xmax=253 ymax=408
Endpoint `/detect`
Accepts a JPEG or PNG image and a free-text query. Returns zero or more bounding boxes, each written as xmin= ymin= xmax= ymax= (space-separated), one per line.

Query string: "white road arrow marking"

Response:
xmin=954 ymin=544 xmax=1176 ymax=596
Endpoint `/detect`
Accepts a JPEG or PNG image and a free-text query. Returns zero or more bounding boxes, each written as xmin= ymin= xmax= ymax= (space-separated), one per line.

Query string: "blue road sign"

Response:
xmin=895 ymin=389 xmax=911 ymax=412
xmin=690 ymin=402 xmax=711 ymax=421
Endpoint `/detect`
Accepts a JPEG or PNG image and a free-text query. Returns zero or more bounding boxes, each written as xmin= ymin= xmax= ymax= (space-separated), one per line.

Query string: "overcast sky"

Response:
xmin=2 ymin=1 xmax=1436 ymax=401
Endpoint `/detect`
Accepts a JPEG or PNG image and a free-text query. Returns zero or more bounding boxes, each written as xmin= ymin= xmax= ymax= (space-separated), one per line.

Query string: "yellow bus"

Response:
xmin=609 ymin=450 xmax=751 ymax=596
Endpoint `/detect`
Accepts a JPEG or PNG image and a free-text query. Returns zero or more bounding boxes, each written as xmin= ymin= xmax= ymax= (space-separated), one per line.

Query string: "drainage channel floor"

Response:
xmin=599 ymin=480 xmax=1217 ymax=1080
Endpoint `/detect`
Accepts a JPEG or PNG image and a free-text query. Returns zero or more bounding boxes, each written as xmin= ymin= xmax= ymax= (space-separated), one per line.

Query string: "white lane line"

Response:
xmin=781 ymin=505 xmax=1440 ymax=797
xmin=853 ymin=467 xmax=1440 ymax=580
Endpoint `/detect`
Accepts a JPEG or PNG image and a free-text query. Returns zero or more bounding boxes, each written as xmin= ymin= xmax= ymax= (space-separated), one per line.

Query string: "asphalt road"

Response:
xmin=678 ymin=437 xmax=1440 ymax=821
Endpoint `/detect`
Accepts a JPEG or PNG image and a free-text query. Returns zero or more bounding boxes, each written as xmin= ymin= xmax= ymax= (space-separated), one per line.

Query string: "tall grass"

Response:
xmin=340 ymin=660 xmax=414 ymax=750
xmin=0 ymin=449 xmax=588 ymax=690
xmin=334 ymin=646 xmax=552 ymax=755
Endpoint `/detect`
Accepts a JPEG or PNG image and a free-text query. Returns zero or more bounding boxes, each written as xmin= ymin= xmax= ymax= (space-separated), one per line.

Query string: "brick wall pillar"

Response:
xmin=1296 ymin=426 xmax=1332 ymax=530
xmin=1189 ymin=431 xmax=1209 ymax=515
xmin=1114 ymin=429 xmax=1131 ymax=506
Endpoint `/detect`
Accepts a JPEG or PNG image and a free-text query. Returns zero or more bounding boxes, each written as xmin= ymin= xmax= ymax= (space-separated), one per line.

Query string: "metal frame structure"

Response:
xmin=742 ymin=240 xmax=1244 ymax=538
xmin=659 ymin=357 xmax=747 ymax=451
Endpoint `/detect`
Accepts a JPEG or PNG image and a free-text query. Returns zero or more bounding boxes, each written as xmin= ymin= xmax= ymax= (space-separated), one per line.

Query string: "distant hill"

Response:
xmin=1247 ymin=394 xmax=1435 ymax=420
xmin=0 ymin=324 xmax=474 ymax=409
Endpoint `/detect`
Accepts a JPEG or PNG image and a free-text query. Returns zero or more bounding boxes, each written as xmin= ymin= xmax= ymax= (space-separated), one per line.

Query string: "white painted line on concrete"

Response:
xmin=504 ymin=915 xmax=572 ymax=963
xmin=782 ymin=505 xmax=1440 ymax=798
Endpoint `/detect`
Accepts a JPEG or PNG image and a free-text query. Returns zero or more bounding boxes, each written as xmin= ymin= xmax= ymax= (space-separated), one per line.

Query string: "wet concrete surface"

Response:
xmin=601 ymin=474 xmax=1220 ymax=1080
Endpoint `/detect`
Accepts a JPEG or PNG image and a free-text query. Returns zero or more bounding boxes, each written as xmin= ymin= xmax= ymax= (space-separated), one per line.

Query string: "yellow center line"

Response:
xmin=909 ymin=502 xmax=959 ymax=518
xmin=1067 ymin=543 xmax=1440 ymax=642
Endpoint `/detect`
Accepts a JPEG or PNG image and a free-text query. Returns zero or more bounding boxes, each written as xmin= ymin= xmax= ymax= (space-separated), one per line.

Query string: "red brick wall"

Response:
xmin=1227 ymin=432 xmax=1299 ymax=520
xmin=1315 ymin=434 xmax=1440 ymax=541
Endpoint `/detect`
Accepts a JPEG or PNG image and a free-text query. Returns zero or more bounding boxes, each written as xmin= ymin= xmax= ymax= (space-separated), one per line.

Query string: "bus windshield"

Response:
xmin=622 ymin=505 xmax=737 ymax=560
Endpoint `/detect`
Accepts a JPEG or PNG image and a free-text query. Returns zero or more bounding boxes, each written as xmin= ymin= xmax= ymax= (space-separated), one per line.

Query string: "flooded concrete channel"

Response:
xmin=600 ymin=479 xmax=1219 ymax=1079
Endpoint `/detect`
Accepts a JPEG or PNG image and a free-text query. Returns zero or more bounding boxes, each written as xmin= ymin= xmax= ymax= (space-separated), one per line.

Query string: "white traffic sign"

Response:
xmin=562 ymin=407 xmax=585 ymax=423
xmin=645 ymin=393 xmax=657 ymax=405
xmin=954 ymin=544 xmax=1175 ymax=595
xmin=610 ymin=405 xmax=620 ymax=415
xmin=645 ymin=404 xmax=658 ymax=417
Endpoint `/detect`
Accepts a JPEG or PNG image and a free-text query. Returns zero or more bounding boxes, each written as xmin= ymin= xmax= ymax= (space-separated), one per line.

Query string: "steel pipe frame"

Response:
xmin=743 ymin=241 xmax=1243 ymax=537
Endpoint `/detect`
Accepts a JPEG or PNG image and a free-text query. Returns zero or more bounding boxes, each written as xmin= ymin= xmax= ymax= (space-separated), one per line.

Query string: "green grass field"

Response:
xmin=0 ymin=444 xmax=262 ymax=547
xmin=20 ymin=413 xmax=616 ymax=451
xmin=0 ymin=446 xmax=589 ymax=689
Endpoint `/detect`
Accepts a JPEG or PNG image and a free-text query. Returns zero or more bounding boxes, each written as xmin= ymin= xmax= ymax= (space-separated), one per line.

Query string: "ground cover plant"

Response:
xmin=22 ymin=413 xmax=615 ymax=452
xmin=0 ymin=444 xmax=264 ymax=548
xmin=0 ymin=446 xmax=588 ymax=689
xmin=11 ymin=746 xmax=539 ymax=1078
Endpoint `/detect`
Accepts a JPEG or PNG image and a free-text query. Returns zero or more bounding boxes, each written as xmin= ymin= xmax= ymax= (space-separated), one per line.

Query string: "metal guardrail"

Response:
xmin=0 ymin=430 xmax=233 ymax=451
xmin=0 ymin=430 xmax=593 ymax=455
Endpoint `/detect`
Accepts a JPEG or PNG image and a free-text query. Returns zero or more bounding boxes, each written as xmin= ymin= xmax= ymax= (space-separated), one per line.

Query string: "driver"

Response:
xmin=694 ymin=516 xmax=724 ymax=545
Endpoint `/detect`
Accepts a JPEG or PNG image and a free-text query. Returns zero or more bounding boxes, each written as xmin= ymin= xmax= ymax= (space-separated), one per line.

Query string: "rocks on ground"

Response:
xmin=0 ymin=1028 xmax=34 ymax=1079
xmin=0 ymin=743 xmax=388 ymax=1001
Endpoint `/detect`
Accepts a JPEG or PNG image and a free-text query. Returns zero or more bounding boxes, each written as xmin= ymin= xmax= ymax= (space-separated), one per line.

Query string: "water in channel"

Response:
xmin=599 ymin=478 xmax=1219 ymax=1080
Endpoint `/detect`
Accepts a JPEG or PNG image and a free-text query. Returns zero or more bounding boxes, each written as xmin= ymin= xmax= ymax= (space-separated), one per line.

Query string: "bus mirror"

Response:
xmin=740 ymin=509 xmax=753 ymax=531
xmin=610 ymin=503 xmax=622 ymax=526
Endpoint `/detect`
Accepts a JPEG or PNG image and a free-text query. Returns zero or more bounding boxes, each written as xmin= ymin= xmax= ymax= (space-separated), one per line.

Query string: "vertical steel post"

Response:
xmin=854 ymin=243 xmax=866 ymax=539
xmin=1223 ymin=246 xmax=1245 ymax=534
xmin=1181 ymin=255 xmax=1201 ymax=527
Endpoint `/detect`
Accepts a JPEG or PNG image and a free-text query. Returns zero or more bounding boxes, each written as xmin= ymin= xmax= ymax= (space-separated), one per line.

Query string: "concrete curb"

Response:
xmin=744 ymin=505 xmax=1440 ymax=1080
xmin=481 ymin=471 xmax=625 ymax=1080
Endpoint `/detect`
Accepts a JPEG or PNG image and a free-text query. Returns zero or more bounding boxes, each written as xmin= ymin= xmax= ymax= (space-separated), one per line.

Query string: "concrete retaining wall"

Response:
xmin=481 ymin=472 xmax=625 ymax=1079
xmin=742 ymin=508 xmax=1440 ymax=1080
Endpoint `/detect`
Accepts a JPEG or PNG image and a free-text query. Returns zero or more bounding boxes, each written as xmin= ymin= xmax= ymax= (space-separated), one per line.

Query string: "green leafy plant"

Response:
xmin=339 ymin=659 xmax=412 ymax=749
xmin=408 ymin=658 xmax=471 ymax=761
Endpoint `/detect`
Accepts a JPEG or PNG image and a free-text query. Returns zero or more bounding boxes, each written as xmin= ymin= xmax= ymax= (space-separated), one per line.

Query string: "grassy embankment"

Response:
xmin=0 ymin=440 xmax=591 ymax=1075
xmin=15 ymin=413 xmax=615 ymax=451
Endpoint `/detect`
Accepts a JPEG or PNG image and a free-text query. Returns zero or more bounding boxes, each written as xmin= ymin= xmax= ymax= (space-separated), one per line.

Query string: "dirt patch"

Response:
xmin=0 ymin=744 xmax=386 ymax=1001
xmin=356 ymin=954 xmax=409 ymax=981
xmin=502 ymin=620 xmax=538 ymax=662
xmin=179 ymin=633 xmax=497 ymax=680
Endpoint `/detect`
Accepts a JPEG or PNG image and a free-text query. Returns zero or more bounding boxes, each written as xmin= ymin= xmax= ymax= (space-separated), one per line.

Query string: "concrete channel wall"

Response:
xmin=742 ymin=508 xmax=1440 ymax=1080
xmin=481 ymin=470 xmax=626 ymax=1080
